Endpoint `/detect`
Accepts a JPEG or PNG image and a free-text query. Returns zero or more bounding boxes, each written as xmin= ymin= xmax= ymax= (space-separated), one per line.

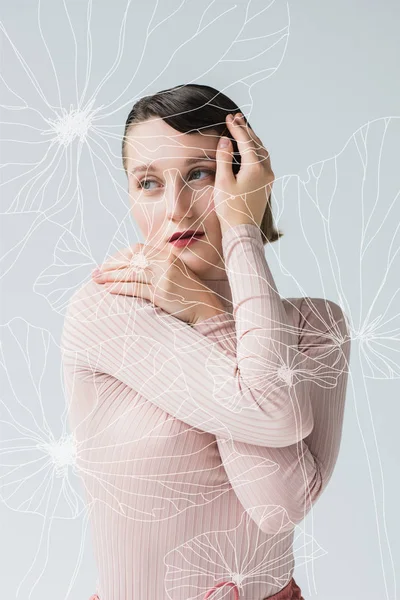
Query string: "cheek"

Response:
xmin=206 ymin=217 xmax=222 ymax=249
xmin=191 ymin=188 xmax=220 ymax=236
xmin=130 ymin=203 xmax=169 ymax=247
xmin=193 ymin=186 xmax=216 ymax=219
xmin=201 ymin=213 xmax=223 ymax=251
xmin=130 ymin=205 xmax=148 ymax=236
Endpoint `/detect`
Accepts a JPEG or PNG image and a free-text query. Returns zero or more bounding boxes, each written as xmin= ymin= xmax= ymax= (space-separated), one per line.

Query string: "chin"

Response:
xmin=176 ymin=249 xmax=212 ymax=277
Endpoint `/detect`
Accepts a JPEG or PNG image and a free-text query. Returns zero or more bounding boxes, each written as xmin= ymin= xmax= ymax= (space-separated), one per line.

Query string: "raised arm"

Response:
xmin=192 ymin=296 xmax=351 ymax=534
xmin=61 ymin=223 xmax=313 ymax=447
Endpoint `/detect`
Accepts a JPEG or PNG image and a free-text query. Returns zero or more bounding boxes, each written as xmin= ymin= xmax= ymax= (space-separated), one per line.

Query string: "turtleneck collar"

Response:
xmin=200 ymin=274 xmax=233 ymax=314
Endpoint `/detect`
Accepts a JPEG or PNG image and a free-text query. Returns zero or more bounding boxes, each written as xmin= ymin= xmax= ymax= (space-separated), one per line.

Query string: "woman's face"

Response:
xmin=125 ymin=116 xmax=225 ymax=279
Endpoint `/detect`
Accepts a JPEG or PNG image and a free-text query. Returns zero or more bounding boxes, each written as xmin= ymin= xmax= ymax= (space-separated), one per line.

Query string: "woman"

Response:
xmin=61 ymin=84 xmax=351 ymax=599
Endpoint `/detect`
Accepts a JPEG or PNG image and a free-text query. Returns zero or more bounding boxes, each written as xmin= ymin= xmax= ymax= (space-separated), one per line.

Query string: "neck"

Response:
xmin=200 ymin=272 xmax=233 ymax=314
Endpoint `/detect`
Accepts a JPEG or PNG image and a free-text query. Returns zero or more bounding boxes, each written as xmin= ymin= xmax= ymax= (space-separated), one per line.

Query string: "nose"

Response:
xmin=164 ymin=170 xmax=194 ymax=222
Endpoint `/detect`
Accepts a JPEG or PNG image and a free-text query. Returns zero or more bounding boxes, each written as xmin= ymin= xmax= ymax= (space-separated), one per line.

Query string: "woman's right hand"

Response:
xmin=91 ymin=243 xmax=225 ymax=325
xmin=212 ymin=113 xmax=275 ymax=232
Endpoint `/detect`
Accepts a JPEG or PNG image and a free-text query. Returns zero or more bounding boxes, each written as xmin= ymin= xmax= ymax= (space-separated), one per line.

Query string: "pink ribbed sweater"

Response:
xmin=61 ymin=223 xmax=351 ymax=599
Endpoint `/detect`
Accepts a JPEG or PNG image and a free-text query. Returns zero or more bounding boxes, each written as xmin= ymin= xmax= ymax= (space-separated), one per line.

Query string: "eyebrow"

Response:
xmin=129 ymin=155 xmax=216 ymax=176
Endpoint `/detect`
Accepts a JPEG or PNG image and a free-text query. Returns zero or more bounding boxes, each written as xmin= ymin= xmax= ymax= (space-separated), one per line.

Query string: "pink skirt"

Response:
xmin=89 ymin=576 xmax=304 ymax=599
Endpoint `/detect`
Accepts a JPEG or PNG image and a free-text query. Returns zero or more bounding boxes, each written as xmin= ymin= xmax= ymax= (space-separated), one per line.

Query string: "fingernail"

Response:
xmin=219 ymin=137 xmax=230 ymax=147
xmin=92 ymin=268 xmax=101 ymax=276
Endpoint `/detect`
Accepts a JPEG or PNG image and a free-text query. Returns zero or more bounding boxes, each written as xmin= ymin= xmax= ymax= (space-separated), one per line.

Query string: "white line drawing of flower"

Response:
xmin=164 ymin=505 xmax=326 ymax=599
xmin=0 ymin=318 xmax=86 ymax=518
xmin=0 ymin=0 xmax=290 ymax=230
xmin=0 ymin=317 xmax=242 ymax=525
xmin=1 ymin=1 xmax=398 ymax=597
xmin=0 ymin=317 xmax=96 ymax=598
xmin=263 ymin=117 xmax=400 ymax=595
xmin=270 ymin=117 xmax=400 ymax=380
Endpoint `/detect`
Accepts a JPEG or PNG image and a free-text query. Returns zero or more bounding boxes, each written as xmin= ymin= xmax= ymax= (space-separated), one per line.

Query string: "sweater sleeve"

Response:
xmin=61 ymin=223 xmax=314 ymax=447
xmin=193 ymin=296 xmax=351 ymax=535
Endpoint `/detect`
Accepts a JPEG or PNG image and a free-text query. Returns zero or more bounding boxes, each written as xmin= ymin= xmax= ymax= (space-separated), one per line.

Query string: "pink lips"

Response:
xmin=169 ymin=233 xmax=204 ymax=247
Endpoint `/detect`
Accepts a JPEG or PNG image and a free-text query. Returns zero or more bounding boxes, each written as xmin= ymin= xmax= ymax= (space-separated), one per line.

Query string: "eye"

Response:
xmin=189 ymin=168 xmax=214 ymax=181
xmin=136 ymin=168 xmax=214 ymax=191
xmin=137 ymin=178 xmax=157 ymax=191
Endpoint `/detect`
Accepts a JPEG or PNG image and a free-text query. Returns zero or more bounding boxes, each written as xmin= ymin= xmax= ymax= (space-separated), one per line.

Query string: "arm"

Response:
xmin=61 ymin=223 xmax=313 ymax=447
xmin=192 ymin=296 xmax=351 ymax=534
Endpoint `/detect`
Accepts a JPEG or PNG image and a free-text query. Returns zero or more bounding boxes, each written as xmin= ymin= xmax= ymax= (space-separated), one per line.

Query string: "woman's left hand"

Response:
xmin=91 ymin=244 xmax=224 ymax=325
xmin=213 ymin=112 xmax=275 ymax=231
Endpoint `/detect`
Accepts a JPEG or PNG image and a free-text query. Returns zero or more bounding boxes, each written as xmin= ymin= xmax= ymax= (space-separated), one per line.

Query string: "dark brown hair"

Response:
xmin=122 ymin=83 xmax=283 ymax=245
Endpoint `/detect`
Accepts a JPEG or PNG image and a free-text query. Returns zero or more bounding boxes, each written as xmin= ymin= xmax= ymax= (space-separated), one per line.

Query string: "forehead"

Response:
xmin=125 ymin=117 xmax=219 ymax=169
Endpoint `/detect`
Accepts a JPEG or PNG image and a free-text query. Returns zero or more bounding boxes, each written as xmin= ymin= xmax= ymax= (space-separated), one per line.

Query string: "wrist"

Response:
xmin=219 ymin=216 xmax=256 ymax=234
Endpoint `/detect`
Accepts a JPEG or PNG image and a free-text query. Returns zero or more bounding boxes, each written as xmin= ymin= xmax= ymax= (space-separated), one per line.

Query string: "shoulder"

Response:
xmin=283 ymin=296 xmax=350 ymax=349
xmin=62 ymin=279 xmax=147 ymax=342
xmin=61 ymin=279 xmax=151 ymax=358
xmin=61 ymin=280 xmax=107 ymax=353
xmin=298 ymin=297 xmax=349 ymax=336
xmin=65 ymin=279 xmax=145 ymax=319
xmin=64 ymin=279 xmax=100 ymax=319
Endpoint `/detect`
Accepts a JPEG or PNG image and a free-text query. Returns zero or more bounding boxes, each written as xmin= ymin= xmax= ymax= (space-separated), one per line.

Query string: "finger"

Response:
xmin=94 ymin=265 xmax=152 ymax=284
xmin=233 ymin=115 xmax=270 ymax=162
xmin=232 ymin=115 xmax=273 ymax=174
xmin=98 ymin=244 xmax=145 ymax=273
xmin=215 ymin=135 xmax=236 ymax=185
xmin=103 ymin=281 xmax=153 ymax=300
xmin=243 ymin=124 xmax=271 ymax=164
xmin=99 ymin=249 xmax=133 ymax=272
xmin=226 ymin=113 xmax=268 ymax=167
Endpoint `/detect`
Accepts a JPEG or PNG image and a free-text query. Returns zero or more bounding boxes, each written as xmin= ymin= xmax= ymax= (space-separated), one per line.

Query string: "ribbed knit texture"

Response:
xmin=61 ymin=223 xmax=351 ymax=599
